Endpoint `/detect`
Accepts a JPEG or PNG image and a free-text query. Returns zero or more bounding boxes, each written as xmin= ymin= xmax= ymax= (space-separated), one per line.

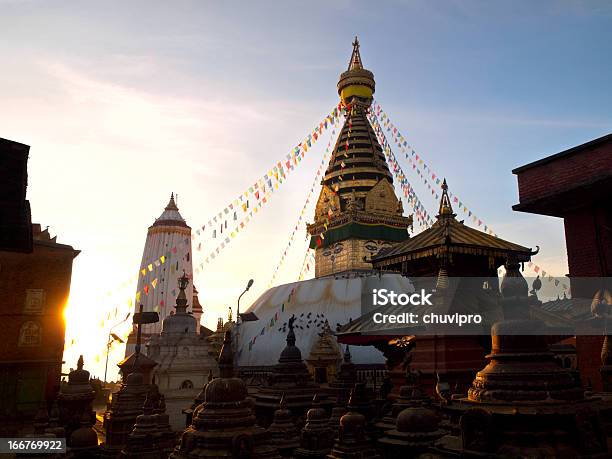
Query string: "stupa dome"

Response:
xmin=204 ymin=377 xmax=248 ymax=404
xmin=161 ymin=312 xmax=197 ymax=335
xmin=396 ymin=407 xmax=440 ymax=433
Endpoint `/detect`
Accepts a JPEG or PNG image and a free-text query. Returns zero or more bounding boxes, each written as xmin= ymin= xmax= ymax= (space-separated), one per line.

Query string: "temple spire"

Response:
xmin=175 ymin=270 xmax=189 ymax=314
xmin=348 ymin=36 xmax=363 ymax=71
xmin=437 ymin=179 xmax=455 ymax=219
xmin=165 ymin=193 xmax=178 ymax=211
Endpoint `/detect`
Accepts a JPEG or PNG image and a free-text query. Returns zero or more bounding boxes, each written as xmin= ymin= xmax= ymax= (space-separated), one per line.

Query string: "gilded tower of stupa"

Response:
xmin=307 ymin=38 xmax=412 ymax=278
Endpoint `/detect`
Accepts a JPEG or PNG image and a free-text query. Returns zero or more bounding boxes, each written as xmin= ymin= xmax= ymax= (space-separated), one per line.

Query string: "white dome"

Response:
xmin=162 ymin=311 xmax=197 ymax=335
xmin=237 ymin=272 xmax=414 ymax=366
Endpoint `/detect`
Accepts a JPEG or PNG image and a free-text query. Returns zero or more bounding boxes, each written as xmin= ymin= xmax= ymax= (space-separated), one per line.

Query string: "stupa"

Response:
xmin=153 ymin=395 xmax=176 ymax=458
xmin=329 ymin=346 xmax=358 ymax=406
xmin=101 ymin=371 xmax=150 ymax=458
xmin=377 ymin=406 xmax=445 ymax=458
xmin=238 ymin=39 xmax=414 ymax=368
xmin=254 ymin=315 xmax=331 ymax=427
xmin=294 ymin=395 xmax=335 ymax=459
xmin=170 ymin=330 xmax=280 ymax=458
xmin=436 ymin=259 xmax=608 ymax=457
xmin=375 ymin=367 xmax=430 ymax=432
xmin=146 ymin=272 xmax=217 ymax=430
xmin=66 ymin=411 xmax=101 ymax=459
xmin=126 ymin=194 xmax=198 ymax=356
xmin=306 ymin=37 xmax=412 ymax=278
xmin=57 ymin=356 xmax=96 ymax=444
xmin=267 ymin=395 xmax=301 ymax=458
xmin=327 ymin=391 xmax=381 ymax=459
xmin=120 ymin=392 xmax=161 ymax=459
xmin=182 ymin=369 xmax=213 ymax=428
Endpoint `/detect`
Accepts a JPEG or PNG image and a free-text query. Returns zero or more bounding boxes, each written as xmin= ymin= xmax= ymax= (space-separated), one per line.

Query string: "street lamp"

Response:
xmin=234 ymin=279 xmax=256 ymax=368
xmin=104 ymin=312 xmax=131 ymax=387
xmin=237 ymin=279 xmax=254 ymax=324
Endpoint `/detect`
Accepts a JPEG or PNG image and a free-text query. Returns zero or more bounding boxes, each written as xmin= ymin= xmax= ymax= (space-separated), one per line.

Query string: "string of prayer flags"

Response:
xmin=368 ymin=112 xmax=433 ymax=227
xmin=268 ymin=118 xmax=340 ymax=287
xmin=194 ymin=107 xmax=339 ymax=271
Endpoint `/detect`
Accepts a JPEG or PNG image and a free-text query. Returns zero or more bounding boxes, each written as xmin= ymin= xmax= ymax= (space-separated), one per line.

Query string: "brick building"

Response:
xmin=0 ymin=138 xmax=32 ymax=253
xmin=513 ymin=132 xmax=612 ymax=390
xmin=0 ymin=137 xmax=79 ymax=432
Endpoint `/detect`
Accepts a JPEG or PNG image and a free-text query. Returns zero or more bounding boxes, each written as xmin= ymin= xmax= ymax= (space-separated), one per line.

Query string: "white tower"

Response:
xmin=125 ymin=194 xmax=199 ymax=356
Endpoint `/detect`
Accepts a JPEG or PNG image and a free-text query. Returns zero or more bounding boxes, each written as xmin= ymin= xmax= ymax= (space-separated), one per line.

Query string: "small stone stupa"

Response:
xmin=255 ymin=315 xmax=330 ymax=427
xmin=438 ymin=258 xmax=608 ymax=457
xmin=101 ymin=372 xmax=150 ymax=458
xmin=170 ymin=330 xmax=280 ymax=458
xmin=377 ymin=406 xmax=445 ymax=458
xmin=328 ymin=390 xmax=381 ymax=459
xmin=120 ymin=392 xmax=161 ymax=459
xmin=66 ymin=411 xmax=101 ymax=459
xmin=182 ymin=369 xmax=213 ymax=428
xmin=267 ymin=394 xmax=301 ymax=458
xmin=57 ymin=356 xmax=96 ymax=443
xmin=153 ymin=395 xmax=176 ymax=458
xmin=329 ymin=346 xmax=358 ymax=406
xmin=375 ymin=367 xmax=430 ymax=432
xmin=294 ymin=395 xmax=335 ymax=459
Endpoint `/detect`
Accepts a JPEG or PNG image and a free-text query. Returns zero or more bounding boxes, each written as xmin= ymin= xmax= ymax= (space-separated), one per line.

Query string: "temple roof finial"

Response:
xmin=165 ymin=193 xmax=178 ymax=211
xmin=348 ymin=36 xmax=363 ymax=71
xmin=437 ymin=179 xmax=455 ymax=219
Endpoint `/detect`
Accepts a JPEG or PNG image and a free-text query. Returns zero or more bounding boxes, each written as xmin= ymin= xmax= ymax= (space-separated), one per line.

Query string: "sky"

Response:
xmin=1 ymin=1 xmax=611 ymax=379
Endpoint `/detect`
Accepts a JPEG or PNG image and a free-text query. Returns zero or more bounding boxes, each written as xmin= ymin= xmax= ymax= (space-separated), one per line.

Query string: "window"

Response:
xmin=181 ymin=380 xmax=193 ymax=389
xmin=23 ymin=289 xmax=45 ymax=314
xmin=19 ymin=321 xmax=41 ymax=346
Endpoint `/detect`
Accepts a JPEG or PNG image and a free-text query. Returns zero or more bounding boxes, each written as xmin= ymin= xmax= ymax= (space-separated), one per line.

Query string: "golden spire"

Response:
xmin=437 ymin=179 xmax=455 ymax=219
xmin=337 ymin=37 xmax=375 ymax=106
xmin=348 ymin=36 xmax=363 ymax=71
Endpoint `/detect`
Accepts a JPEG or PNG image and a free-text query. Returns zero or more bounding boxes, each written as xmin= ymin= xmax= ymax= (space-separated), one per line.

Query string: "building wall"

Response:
xmin=513 ymin=136 xmax=612 ymax=393
xmin=564 ymin=205 xmax=612 ymax=280
xmin=0 ymin=237 xmax=77 ymax=423
xmin=0 ymin=138 xmax=32 ymax=253
xmin=148 ymin=336 xmax=217 ymax=430
xmin=515 ymin=140 xmax=612 ymax=206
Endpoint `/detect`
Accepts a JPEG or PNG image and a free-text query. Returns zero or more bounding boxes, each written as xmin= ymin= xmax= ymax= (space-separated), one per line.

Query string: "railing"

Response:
xmin=238 ymin=364 xmax=387 ymax=390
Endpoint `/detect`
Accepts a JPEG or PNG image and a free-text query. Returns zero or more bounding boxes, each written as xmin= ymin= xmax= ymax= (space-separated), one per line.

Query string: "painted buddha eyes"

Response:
xmin=322 ymin=243 xmax=344 ymax=257
xmin=364 ymin=240 xmax=378 ymax=252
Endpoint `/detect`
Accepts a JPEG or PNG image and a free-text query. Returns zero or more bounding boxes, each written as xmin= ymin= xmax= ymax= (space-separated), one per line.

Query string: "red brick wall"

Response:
xmin=516 ymin=141 xmax=612 ymax=205
xmin=0 ymin=240 xmax=77 ymax=415
xmin=564 ymin=206 xmax=612 ymax=280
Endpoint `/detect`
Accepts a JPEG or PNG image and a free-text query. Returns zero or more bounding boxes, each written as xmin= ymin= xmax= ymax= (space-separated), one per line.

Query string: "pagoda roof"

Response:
xmin=373 ymin=180 xmax=536 ymax=267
